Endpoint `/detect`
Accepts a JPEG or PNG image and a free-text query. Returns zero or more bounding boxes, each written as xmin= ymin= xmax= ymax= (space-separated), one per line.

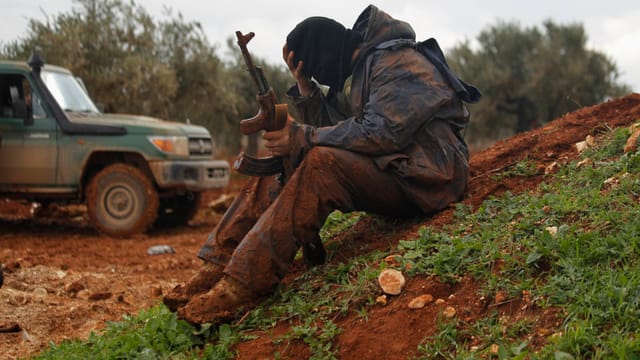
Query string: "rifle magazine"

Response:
xmin=234 ymin=152 xmax=285 ymax=177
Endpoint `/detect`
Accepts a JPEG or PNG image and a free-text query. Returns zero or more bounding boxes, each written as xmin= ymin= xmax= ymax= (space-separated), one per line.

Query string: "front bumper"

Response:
xmin=149 ymin=159 xmax=230 ymax=191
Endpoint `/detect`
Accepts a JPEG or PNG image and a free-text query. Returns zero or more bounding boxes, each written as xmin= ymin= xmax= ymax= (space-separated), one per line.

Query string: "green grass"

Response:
xmin=33 ymin=124 xmax=640 ymax=359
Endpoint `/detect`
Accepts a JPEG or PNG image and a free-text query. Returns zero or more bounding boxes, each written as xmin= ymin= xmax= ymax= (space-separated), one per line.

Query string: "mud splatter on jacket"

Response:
xmin=287 ymin=5 xmax=472 ymax=213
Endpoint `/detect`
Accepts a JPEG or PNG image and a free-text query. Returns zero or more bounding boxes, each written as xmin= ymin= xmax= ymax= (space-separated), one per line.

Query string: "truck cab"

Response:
xmin=0 ymin=55 xmax=229 ymax=237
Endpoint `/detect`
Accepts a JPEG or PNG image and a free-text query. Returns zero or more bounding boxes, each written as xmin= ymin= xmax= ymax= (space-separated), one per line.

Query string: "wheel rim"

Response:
xmin=104 ymin=185 xmax=136 ymax=220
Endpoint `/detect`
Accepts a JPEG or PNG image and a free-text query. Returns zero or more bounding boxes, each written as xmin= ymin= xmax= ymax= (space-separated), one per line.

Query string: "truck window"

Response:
xmin=0 ymin=74 xmax=47 ymax=119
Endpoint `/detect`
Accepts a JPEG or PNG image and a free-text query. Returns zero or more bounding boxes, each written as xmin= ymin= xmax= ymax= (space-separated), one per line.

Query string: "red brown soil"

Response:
xmin=1 ymin=93 xmax=639 ymax=359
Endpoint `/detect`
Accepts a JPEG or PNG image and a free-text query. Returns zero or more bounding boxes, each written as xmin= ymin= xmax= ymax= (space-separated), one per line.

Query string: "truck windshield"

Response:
xmin=41 ymin=70 xmax=100 ymax=114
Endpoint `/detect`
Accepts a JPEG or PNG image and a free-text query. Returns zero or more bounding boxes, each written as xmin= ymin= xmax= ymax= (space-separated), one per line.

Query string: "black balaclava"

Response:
xmin=286 ymin=16 xmax=362 ymax=96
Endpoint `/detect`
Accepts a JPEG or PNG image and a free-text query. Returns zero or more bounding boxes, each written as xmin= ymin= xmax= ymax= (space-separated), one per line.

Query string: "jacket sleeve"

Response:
xmin=286 ymin=81 xmax=347 ymax=127
xmin=310 ymin=49 xmax=456 ymax=156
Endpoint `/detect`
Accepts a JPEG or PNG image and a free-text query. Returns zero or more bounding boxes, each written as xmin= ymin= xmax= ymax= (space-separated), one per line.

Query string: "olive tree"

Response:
xmin=447 ymin=20 xmax=631 ymax=149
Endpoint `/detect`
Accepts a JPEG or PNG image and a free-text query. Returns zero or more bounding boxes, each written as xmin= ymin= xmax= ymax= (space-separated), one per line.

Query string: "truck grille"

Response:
xmin=188 ymin=137 xmax=213 ymax=156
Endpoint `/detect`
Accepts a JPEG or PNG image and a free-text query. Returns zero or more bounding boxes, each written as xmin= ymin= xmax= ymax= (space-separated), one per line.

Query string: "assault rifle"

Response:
xmin=233 ymin=31 xmax=292 ymax=181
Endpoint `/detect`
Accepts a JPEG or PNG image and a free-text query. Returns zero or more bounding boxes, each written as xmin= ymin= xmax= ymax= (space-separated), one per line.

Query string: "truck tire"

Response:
xmin=86 ymin=164 xmax=159 ymax=237
xmin=155 ymin=192 xmax=202 ymax=227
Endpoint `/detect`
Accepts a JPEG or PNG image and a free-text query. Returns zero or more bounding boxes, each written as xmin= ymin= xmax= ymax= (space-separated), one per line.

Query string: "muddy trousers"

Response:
xmin=197 ymin=146 xmax=420 ymax=295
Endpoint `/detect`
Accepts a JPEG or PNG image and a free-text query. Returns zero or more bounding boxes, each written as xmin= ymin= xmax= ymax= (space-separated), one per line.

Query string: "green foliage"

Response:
xmin=448 ymin=20 xmax=631 ymax=149
xmin=0 ymin=0 xmax=292 ymax=155
xmin=405 ymin=126 xmax=640 ymax=358
xmin=319 ymin=210 xmax=365 ymax=242
xmin=33 ymin=305 xmax=215 ymax=359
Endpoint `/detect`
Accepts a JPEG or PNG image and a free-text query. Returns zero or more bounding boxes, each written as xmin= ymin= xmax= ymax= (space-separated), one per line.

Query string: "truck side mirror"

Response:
xmin=12 ymin=99 xmax=33 ymax=126
xmin=24 ymin=106 xmax=34 ymax=126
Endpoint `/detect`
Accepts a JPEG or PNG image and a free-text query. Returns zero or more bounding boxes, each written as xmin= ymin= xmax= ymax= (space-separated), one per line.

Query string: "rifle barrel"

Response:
xmin=236 ymin=31 xmax=269 ymax=94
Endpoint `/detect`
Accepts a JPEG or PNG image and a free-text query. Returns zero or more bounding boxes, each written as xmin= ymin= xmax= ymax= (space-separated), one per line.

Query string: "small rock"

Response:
xmin=490 ymin=343 xmax=500 ymax=355
xmin=443 ymin=306 xmax=457 ymax=318
xmin=375 ymin=295 xmax=388 ymax=306
xmin=604 ymin=176 xmax=620 ymax=189
xmin=494 ymin=290 xmax=507 ymax=304
xmin=147 ymin=245 xmax=175 ymax=255
xmin=408 ymin=294 xmax=434 ymax=309
xmin=8 ymin=292 xmax=29 ymax=306
xmin=546 ymin=226 xmax=558 ymax=237
xmin=76 ymin=289 xmax=91 ymax=300
xmin=435 ymin=298 xmax=446 ymax=305
xmin=585 ymin=134 xmax=595 ymax=146
xmin=545 ymin=161 xmax=559 ymax=174
xmin=575 ymin=140 xmax=589 ymax=153
xmin=384 ymin=255 xmax=402 ymax=268
xmin=576 ymin=158 xmax=592 ymax=168
xmin=33 ymin=287 xmax=48 ymax=302
xmin=377 ymin=269 xmax=405 ymax=295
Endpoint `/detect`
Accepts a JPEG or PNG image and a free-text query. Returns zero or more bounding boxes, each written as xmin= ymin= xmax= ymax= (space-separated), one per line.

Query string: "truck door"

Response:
xmin=0 ymin=73 xmax=58 ymax=190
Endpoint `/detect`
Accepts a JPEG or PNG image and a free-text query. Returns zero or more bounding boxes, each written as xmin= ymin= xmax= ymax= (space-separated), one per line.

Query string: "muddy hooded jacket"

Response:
xmin=287 ymin=5 xmax=474 ymax=213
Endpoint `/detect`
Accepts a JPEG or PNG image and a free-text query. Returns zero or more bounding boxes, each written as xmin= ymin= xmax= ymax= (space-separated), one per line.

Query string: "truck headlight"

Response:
xmin=148 ymin=136 xmax=189 ymax=156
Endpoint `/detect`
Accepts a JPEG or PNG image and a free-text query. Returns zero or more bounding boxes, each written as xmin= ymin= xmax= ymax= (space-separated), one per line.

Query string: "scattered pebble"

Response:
xmin=576 ymin=158 xmax=592 ymax=168
xmin=443 ymin=306 xmax=456 ymax=318
xmin=408 ymin=294 xmax=434 ymax=309
xmin=76 ymin=289 xmax=91 ymax=300
xmin=146 ymin=245 xmax=175 ymax=255
xmin=585 ymin=135 xmax=595 ymax=146
xmin=33 ymin=287 xmax=47 ymax=302
xmin=375 ymin=295 xmax=388 ymax=306
xmin=383 ymin=255 xmax=401 ymax=268
xmin=377 ymin=269 xmax=405 ymax=295
xmin=545 ymin=161 xmax=559 ymax=174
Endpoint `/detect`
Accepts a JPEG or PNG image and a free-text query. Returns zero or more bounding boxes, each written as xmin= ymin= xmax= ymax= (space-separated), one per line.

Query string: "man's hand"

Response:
xmin=263 ymin=114 xmax=295 ymax=157
xmin=283 ymin=43 xmax=312 ymax=97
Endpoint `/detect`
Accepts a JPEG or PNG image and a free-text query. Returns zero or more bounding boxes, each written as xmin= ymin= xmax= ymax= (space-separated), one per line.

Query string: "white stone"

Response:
xmin=377 ymin=269 xmax=405 ymax=295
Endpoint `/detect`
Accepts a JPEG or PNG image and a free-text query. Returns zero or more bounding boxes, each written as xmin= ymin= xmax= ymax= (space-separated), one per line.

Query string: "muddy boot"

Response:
xmin=177 ymin=275 xmax=259 ymax=325
xmin=162 ymin=262 xmax=224 ymax=312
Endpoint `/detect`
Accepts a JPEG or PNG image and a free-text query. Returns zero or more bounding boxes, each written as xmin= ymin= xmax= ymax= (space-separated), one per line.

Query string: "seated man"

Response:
xmin=164 ymin=4 xmax=480 ymax=325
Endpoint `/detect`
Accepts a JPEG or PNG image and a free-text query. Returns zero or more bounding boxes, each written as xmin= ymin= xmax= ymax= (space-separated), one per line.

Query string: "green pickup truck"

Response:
xmin=0 ymin=55 xmax=230 ymax=237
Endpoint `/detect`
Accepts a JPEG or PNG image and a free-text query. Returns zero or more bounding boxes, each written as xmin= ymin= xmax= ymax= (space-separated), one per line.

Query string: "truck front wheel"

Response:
xmin=86 ymin=164 xmax=159 ymax=237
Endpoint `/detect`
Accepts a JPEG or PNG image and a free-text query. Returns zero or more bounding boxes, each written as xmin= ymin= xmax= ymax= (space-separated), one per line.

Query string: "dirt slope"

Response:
xmin=1 ymin=93 xmax=639 ymax=359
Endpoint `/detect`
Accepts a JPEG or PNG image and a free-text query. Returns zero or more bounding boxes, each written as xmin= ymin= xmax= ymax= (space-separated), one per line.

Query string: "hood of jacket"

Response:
xmin=351 ymin=5 xmax=416 ymax=67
